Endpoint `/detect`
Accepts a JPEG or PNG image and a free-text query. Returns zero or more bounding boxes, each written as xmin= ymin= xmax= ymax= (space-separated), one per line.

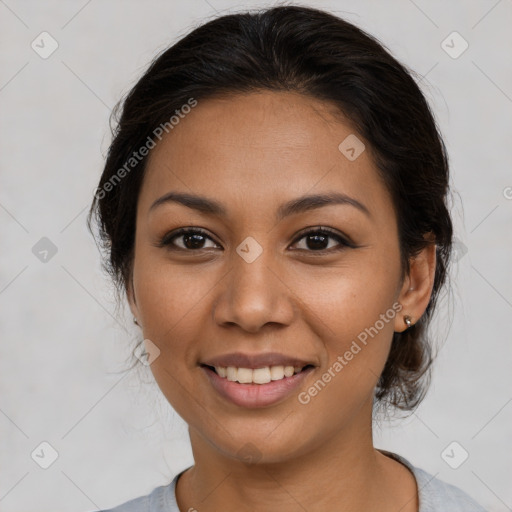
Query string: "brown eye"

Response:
xmin=159 ymin=228 xmax=220 ymax=251
xmin=291 ymin=227 xmax=354 ymax=252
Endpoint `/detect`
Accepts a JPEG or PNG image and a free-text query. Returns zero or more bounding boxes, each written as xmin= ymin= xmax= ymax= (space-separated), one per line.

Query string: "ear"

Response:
xmin=394 ymin=241 xmax=437 ymax=333
xmin=126 ymin=275 xmax=141 ymax=325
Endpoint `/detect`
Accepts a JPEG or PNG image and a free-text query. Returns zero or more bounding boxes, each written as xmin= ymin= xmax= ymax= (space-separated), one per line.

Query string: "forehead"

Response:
xmin=139 ymin=91 xmax=391 ymax=220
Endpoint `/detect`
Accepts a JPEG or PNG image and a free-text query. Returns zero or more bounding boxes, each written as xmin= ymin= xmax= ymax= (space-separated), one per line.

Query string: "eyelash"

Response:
xmin=156 ymin=226 xmax=355 ymax=254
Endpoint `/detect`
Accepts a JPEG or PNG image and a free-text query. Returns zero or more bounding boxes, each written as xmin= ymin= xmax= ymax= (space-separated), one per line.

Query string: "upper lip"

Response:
xmin=201 ymin=352 xmax=316 ymax=369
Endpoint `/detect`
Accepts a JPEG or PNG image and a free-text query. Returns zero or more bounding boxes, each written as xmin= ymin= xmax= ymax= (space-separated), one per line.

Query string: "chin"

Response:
xmin=202 ymin=425 xmax=315 ymax=466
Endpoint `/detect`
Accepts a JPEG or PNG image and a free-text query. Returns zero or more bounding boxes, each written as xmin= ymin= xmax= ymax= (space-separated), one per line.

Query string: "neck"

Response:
xmin=175 ymin=401 xmax=418 ymax=511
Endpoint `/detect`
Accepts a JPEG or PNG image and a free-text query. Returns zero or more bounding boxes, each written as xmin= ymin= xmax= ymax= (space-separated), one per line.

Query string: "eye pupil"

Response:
xmin=184 ymin=233 xmax=205 ymax=249
xmin=307 ymin=234 xmax=328 ymax=250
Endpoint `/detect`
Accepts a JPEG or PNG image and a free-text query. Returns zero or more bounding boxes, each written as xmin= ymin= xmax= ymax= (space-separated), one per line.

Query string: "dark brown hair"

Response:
xmin=88 ymin=5 xmax=453 ymax=411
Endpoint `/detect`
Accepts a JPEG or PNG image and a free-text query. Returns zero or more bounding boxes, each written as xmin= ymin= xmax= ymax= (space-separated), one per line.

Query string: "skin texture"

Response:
xmin=127 ymin=91 xmax=436 ymax=512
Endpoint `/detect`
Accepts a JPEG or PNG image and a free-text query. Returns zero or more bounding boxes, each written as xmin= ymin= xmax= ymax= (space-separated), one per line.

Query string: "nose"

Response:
xmin=212 ymin=246 xmax=296 ymax=333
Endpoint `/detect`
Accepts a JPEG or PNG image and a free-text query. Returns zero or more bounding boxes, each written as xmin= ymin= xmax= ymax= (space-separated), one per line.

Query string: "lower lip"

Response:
xmin=201 ymin=366 xmax=314 ymax=408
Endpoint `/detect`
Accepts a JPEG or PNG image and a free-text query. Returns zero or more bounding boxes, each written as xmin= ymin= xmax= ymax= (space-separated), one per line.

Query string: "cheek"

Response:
xmin=294 ymin=277 xmax=400 ymax=428
xmin=292 ymin=249 xmax=401 ymax=337
xmin=133 ymin=257 xmax=214 ymax=422
xmin=134 ymin=249 xmax=216 ymax=328
xmin=294 ymin=252 xmax=401 ymax=391
xmin=132 ymin=253 xmax=220 ymax=382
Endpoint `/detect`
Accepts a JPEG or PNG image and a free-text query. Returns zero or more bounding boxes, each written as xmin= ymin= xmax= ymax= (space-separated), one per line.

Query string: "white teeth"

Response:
xmin=253 ymin=367 xmax=271 ymax=384
xmin=215 ymin=366 xmax=227 ymax=378
xmin=237 ymin=368 xmax=253 ymax=384
xmin=283 ymin=366 xmax=295 ymax=377
xmin=270 ymin=365 xmax=284 ymax=380
xmin=214 ymin=364 xmax=305 ymax=384
xmin=226 ymin=366 xmax=237 ymax=381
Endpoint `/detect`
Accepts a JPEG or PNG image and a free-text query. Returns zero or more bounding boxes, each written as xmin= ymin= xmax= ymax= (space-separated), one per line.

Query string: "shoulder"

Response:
xmin=96 ymin=471 xmax=183 ymax=512
xmin=383 ymin=451 xmax=488 ymax=512
xmin=412 ymin=465 xmax=487 ymax=512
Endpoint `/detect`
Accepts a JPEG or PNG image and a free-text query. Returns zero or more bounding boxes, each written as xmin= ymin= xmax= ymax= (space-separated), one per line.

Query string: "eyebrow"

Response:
xmin=149 ymin=191 xmax=371 ymax=220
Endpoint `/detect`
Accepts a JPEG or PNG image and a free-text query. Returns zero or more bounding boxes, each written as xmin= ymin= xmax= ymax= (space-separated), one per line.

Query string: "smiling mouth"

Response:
xmin=201 ymin=364 xmax=315 ymax=384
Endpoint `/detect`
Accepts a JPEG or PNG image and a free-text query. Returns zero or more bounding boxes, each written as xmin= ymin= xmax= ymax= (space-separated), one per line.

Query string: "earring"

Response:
xmin=133 ymin=317 xmax=139 ymax=326
xmin=403 ymin=315 xmax=412 ymax=329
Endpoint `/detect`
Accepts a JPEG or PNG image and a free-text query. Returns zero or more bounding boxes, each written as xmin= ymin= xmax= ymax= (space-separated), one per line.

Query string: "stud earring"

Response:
xmin=133 ymin=317 xmax=139 ymax=326
xmin=403 ymin=315 xmax=412 ymax=329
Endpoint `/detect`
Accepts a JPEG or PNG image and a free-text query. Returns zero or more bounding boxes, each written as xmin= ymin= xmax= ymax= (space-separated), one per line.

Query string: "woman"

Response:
xmin=88 ymin=5 xmax=486 ymax=511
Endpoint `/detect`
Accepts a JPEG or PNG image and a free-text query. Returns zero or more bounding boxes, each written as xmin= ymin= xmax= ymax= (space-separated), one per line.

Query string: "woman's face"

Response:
xmin=128 ymin=91 xmax=416 ymax=463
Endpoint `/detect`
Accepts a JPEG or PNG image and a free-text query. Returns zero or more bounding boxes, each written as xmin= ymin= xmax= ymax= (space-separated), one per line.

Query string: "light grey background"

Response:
xmin=1 ymin=1 xmax=511 ymax=511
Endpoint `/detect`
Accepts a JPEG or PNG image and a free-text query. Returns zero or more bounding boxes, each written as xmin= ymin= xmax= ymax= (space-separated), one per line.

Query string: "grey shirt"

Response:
xmin=98 ymin=452 xmax=487 ymax=512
